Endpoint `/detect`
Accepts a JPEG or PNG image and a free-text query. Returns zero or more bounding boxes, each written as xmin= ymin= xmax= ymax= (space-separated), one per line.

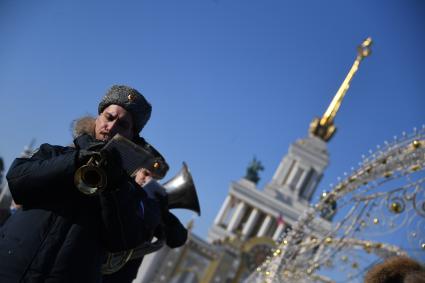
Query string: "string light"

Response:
xmin=246 ymin=128 xmax=424 ymax=283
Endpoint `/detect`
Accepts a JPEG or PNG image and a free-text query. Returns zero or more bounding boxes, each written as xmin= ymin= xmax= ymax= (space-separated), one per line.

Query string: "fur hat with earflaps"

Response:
xmin=98 ymin=85 xmax=152 ymax=134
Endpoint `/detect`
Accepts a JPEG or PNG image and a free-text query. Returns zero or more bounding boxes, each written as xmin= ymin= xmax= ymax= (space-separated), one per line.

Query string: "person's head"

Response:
xmin=364 ymin=256 xmax=425 ymax=283
xmin=95 ymin=85 xmax=152 ymax=142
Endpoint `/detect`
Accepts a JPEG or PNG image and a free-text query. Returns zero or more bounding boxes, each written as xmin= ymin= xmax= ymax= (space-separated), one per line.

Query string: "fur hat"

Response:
xmin=98 ymin=85 xmax=152 ymax=134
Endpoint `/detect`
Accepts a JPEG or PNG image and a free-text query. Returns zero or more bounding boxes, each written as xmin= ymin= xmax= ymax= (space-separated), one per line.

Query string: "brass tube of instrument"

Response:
xmin=74 ymin=157 xmax=107 ymax=195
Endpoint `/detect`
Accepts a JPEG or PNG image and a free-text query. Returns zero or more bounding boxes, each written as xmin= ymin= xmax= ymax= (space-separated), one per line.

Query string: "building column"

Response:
xmin=257 ymin=215 xmax=272 ymax=237
xmin=242 ymin=208 xmax=259 ymax=236
xmin=272 ymin=223 xmax=285 ymax=241
xmin=214 ymin=195 xmax=232 ymax=225
xmin=226 ymin=201 xmax=247 ymax=233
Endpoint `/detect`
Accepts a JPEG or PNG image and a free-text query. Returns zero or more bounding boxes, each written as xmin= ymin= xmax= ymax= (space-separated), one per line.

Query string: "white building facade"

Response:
xmin=135 ymin=134 xmax=332 ymax=283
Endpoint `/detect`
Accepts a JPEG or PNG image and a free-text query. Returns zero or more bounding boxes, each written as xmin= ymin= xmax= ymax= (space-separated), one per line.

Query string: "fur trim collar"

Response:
xmin=71 ymin=116 xmax=96 ymax=139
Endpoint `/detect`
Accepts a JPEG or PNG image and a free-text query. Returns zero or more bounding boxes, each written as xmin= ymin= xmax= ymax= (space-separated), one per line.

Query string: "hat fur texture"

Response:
xmin=98 ymin=85 xmax=152 ymax=134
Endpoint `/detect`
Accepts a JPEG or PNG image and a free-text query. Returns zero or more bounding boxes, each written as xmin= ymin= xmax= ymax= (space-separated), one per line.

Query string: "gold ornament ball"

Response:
xmin=410 ymin=164 xmax=421 ymax=172
xmin=374 ymin=243 xmax=382 ymax=249
xmin=390 ymin=202 xmax=403 ymax=213
xmin=364 ymin=242 xmax=372 ymax=253
xmin=384 ymin=171 xmax=393 ymax=178
xmin=412 ymin=140 xmax=421 ymax=149
xmin=307 ymin=268 xmax=313 ymax=275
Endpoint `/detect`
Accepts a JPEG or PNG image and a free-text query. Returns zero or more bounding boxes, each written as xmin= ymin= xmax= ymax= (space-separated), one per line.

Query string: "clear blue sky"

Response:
xmin=0 ymin=0 xmax=424 ymax=241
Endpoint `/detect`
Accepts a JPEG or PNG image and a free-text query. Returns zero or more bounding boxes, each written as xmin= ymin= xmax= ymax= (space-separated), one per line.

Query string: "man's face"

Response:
xmin=95 ymin=104 xmax=134 ymax=141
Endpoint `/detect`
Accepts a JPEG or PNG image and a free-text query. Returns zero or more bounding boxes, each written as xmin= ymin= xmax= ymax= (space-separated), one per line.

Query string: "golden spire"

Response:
xmin=309 ymin=37 xmax=372 ymax=142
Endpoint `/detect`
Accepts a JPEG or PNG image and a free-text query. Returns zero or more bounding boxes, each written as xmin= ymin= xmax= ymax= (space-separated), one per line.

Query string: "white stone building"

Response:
xmin=134 ymin=132 xmax=333 ymax=283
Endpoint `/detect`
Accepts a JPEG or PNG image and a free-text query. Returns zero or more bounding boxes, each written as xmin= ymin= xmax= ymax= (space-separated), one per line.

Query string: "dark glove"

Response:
xmin=74 ymin=134 xmax=105 ymax=151
xmin=76 ymin=149 xmax=101 ymax=167
xmin=74 ymin=134 xmax=106 ymax=166
xmin=101 ymin=148 xmax=126 ymax=190
xmin=164 ymin=212 xmax=188 ymax=248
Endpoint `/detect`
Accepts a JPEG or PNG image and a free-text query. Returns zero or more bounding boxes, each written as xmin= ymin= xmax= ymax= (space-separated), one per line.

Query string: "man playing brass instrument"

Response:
xmin=0 ymin=85 xmax=187 ymax=282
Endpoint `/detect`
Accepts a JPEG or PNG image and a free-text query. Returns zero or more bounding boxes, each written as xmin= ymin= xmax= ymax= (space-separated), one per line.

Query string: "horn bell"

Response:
xmin=74 ymin=164 xmax=107 ymax=195
xmin=163 ymin=162 xmax=201 ymax=216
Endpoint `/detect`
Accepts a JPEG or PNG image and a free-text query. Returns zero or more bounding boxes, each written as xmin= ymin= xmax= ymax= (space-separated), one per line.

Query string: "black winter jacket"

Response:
xmin=0 ymin=136 xmax=162 ymax=283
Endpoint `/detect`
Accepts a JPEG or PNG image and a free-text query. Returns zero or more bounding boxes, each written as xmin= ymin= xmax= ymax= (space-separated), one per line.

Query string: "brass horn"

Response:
xmin=164 ymin=162 xmax=201 ymax=216
xmin=74 ymin=155 xmax=107 ymax=195
xmin=101 ymin=162 xmax=201 ymax=274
